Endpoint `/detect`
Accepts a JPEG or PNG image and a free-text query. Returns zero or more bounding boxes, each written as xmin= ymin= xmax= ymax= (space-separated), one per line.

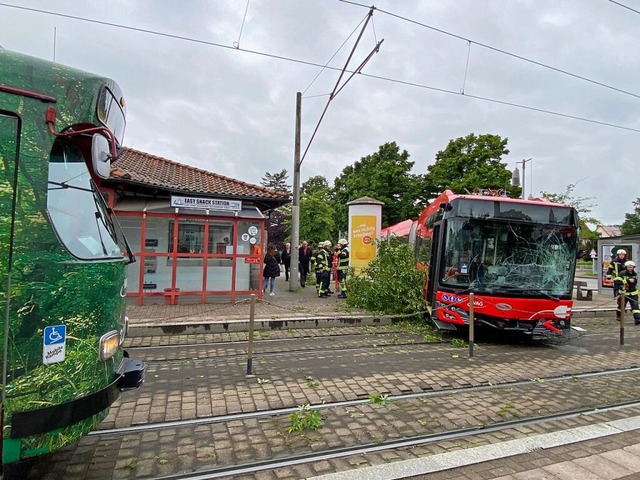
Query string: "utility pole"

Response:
xmin=288 ymin=7 xmax=382 ymax=292
xmin=512 ymin=157 xmax=532 ymax=199
xmin=289 ymin=92 xmax=302 ymax=291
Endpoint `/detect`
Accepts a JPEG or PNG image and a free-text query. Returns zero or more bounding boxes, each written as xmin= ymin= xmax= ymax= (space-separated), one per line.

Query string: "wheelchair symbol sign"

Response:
xmin=43 ymin=325 xmax=66 ymax=364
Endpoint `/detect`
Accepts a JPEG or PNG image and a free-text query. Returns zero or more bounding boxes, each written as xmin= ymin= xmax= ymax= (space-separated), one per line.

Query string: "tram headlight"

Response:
xmin=99 ymin=330 xmax=121 ymax=361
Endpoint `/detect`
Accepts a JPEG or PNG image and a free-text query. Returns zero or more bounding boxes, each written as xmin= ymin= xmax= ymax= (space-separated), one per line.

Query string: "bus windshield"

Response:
xmin=47 ymin=143 xmax=131 ymax=261
xmin=440 ymin=217 xmax=577 ymax=296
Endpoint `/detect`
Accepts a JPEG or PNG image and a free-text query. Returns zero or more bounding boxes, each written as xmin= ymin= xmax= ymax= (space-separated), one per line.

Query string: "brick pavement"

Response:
xmin=110 ymin=279 xmax=640 ymax=480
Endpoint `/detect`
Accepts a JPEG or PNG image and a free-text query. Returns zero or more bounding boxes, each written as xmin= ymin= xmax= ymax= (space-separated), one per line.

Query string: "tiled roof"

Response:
xmin=109 ymin=148 xmax=290 ymax=202
xmin=596 ymin=225 xmax=622 ymax=238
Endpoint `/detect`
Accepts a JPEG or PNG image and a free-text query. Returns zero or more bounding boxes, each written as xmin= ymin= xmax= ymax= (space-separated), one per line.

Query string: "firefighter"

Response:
xmin=619 ymin=260 xmax=640 ymax=324
xmin=316 ymin=241 xmax=332 ymax=298
xmin=606 ymin=249 xmax=628 ymax=298
xmin=336 ymin=238 xmax=349 ymax=299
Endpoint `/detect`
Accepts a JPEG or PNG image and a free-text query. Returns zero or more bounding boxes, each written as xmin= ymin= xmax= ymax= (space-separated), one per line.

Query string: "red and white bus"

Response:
xmin=412 ymin=190 xmax=580 ymax=339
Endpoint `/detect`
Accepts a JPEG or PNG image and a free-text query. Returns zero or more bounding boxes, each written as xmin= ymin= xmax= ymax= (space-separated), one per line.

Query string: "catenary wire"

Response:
xmin=609 ymin=0 xmax=640 ymax=15
xmin=302 ymin=13 xmax=369 ymax=95
xmin=233 ymin=0 xmax=251 ymax=49
xmin=1 ymin=2 xmax=639 ymax=134
xmin=337 ymin=0 xmax=640 ymax=101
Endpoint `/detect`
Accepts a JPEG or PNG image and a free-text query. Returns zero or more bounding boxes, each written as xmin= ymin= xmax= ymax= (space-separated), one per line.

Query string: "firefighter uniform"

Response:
xmin=607 ymin=249 xmax=628 ymax=297
xmin=316 ymin=241 xmax=332 ymax=298
xmin=336 ymin=238 xmax=349 ymax=299
xmin=619 ymin=261 xmax=640 ymax=324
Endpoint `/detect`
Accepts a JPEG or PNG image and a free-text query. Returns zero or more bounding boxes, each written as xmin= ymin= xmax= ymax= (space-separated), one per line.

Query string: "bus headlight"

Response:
xmin=99 ymin=331 xmax=121 ymax=361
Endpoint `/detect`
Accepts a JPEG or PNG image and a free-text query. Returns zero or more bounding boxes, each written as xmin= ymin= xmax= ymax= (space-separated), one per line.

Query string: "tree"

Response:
xmin=621 ymin=198 xmax=640 ymax=235
xmin=424 ymin=133 xmax=517 ymax=197
xmin=332 ymin=142 xmax=426 ymax=232
xmin=299 ymin=176 xmax=335 ymax=244
xmin=260 ymin=169 xmax=291 ymax=193
xmin=301 ymin=175 xmax=330 ymax=196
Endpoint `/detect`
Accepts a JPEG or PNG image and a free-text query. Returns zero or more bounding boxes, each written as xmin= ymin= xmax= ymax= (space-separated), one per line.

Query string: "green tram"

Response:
xmin=0 ymin=48 xmax=144 ymax=472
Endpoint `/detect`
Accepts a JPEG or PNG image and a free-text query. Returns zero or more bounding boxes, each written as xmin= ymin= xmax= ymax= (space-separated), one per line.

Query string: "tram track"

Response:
xmin=147 ymin=400 xmax=640 ymax=480
xmin=22 ymin=321 xmax=640 ymax=480
xmin=92 ymin=365 xmax=640 ymax=436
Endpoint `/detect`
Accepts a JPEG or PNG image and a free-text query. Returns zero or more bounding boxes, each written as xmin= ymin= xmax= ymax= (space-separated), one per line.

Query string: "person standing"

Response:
xmin=317 ymin=241 xmax=332 ymax=298
xmin=336 ymin=238 xmax=349 ymax=299
xmin=298 ymin=240 xmax=312 ymax=288
xmin=262 ymin=244 xmax=280 ymax=296
xmin=619 ymin=260 xmax=640 ymax=324
xmin=281 ymin=242 xmax=291 ymax=281
xmin=607 ymin=249 xmax=628 ymax=298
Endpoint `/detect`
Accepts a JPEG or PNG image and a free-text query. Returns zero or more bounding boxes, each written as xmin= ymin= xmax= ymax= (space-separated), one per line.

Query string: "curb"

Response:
xmin=126 ymin=314 xmax=402 ymax=337
xmin=126 ymin=309 xmax=616 ymax=336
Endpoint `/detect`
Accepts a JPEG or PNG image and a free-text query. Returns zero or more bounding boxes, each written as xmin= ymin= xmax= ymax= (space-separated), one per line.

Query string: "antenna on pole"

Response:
xmin=53 ymin=27 xmax=57 ymax=62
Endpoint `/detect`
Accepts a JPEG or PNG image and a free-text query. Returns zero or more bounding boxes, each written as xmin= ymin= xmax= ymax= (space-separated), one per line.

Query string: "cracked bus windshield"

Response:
xmin=440 ymin=217 xmax=577 ymax=296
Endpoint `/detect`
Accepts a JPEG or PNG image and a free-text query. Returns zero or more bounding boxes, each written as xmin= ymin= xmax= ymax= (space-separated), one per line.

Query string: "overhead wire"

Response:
xmin=337 ymin=0 xmax=640 ymax=101
xmin=609 ymin=0 xmax=640 ymax=15
xmin=233 ymin=0 xmax=251 ymax=49
xmin=302 ymin=12 xmax=369 ymax=96
xmin=1 ymin=2 xmax=639 ymax=134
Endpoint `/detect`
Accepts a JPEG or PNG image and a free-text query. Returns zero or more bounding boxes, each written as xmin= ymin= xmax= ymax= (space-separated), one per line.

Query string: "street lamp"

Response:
xmin=511 ymin=157 xmax=532 ymax=199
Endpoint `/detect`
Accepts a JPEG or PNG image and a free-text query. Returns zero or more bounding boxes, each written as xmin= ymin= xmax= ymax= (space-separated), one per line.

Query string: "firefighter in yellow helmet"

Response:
xmin=336 ymin=238 xmax=349 ymax=299
xmin=620 ymin=260 xmax=640 ymax=324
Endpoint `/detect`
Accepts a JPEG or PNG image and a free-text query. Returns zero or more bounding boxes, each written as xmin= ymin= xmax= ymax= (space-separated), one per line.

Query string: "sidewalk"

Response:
xmin=124 ymin=276 xmax=620 ymax=333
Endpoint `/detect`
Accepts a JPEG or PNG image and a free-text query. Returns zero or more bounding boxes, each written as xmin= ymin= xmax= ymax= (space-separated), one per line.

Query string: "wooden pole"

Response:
xmin=619 ymin=293 xmax=625 ymax=346
xmin=246 ymin=294 xmax=256 ymax=375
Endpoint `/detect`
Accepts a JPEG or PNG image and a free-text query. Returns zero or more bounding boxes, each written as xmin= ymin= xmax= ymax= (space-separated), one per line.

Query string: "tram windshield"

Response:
xmin=47 ymin=143 xmax=132 ymax=261
xmin=439 ymin=217 xmax=577 ymax=296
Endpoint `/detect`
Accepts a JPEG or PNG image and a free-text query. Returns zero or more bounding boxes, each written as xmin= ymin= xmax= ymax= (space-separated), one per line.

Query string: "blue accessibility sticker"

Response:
xmin=44 ymin=325 xmax=66 ymax=346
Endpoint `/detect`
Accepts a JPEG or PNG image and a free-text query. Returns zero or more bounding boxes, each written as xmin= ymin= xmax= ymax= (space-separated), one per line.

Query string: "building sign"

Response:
xmin=171 ymin=195 xmax=242 ymax=211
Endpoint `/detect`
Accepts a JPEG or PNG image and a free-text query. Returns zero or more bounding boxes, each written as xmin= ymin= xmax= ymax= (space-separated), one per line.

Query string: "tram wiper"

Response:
xmin=48 ymin=180 xmax=92 ymax=193
xmin=94 ymin=211 xmax=108 ymax=255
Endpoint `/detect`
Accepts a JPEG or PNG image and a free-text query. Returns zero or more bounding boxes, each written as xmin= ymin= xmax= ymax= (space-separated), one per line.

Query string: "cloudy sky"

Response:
xmin=2 ymin=0 xmax=639 ymax=226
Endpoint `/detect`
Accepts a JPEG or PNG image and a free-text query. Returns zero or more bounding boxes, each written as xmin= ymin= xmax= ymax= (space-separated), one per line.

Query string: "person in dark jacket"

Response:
xmin=263 ymin=244 xmax=280 ymax=296
xmin=619 ymin=260 xmax=640 ymax=324
xmin=281 ymin=242 xmax=291 ymax=281
xmin=298 ymin=240 xmax=312 ymax=288
xmin=607 ymin=249 xmax=628 ymax=297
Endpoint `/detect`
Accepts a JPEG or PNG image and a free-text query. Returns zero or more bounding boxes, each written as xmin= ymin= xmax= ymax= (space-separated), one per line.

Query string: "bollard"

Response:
xmin=246 ymin=294 xmax=256 ymax=376
xmin=468 ymin=292 xmax=474 ymax=358
xmin=619 ymin=294 xmax=625 ymax=346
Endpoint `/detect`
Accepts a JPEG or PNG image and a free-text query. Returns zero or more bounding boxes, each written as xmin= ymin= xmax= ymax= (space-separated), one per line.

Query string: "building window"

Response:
xmin=168 ymin=220 xmax=234 ymax=255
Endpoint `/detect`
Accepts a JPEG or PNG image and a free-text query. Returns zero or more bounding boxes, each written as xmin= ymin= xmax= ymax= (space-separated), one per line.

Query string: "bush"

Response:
xmin=345 ymin=237 xmax=427 ymax=315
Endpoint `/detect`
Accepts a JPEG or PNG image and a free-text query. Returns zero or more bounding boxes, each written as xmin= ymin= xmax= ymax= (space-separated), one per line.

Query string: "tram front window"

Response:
xmin=440 ymin=218 xmax=576 ymax=295
xmin=47 ymin=143 xmax=125 ymax=260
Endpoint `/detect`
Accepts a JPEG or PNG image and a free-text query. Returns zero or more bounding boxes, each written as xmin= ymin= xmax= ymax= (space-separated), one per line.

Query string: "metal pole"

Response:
xmin=290 ymin=92 xmax=301 ymax=291
xmin=246 ymin=294 xmax=256 ymax=375
xmin=521 ymin=161 xmax=525 ymax=199
xmin=619 ymin=293 xmax=625 ymax=346
xmin=468 ymin=292 xmax=475 ymax=357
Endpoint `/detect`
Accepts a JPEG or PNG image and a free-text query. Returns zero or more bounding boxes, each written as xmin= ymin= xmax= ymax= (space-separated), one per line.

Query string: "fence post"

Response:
xmin=246 ymin=294 xmax=256 ymax=375
xmin=468 ymin=292 xmax=475 ymax=358
xmin=619 ymin=293 xmax=625 ymax=346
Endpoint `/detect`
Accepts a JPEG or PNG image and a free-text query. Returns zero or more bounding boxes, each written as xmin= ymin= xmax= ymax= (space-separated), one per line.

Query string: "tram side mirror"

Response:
xmin=91 ymin=133 xmax=112 ymax=179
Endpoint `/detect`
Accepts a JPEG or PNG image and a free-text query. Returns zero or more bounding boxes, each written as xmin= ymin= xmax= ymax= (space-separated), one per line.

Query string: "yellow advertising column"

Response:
xmin=347 ymin=196 xmax=385 ymax=275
